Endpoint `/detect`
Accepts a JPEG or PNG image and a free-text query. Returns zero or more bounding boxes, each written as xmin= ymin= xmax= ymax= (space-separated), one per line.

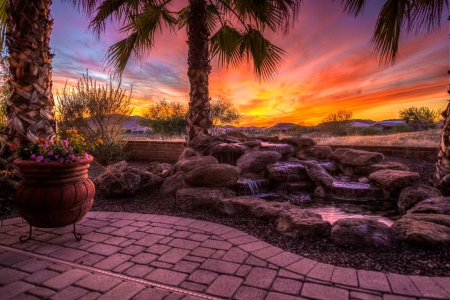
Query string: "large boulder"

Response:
xmin=188 ymin=135 xmax=224 ymax=154
xmin=392 ymin=218 xmax=450 ymax=248
xmin=253 ymin=201 xmax=296 ymax=222
xmin=94 ymin=161 xmax=163 ymax=196
xmin=226 ymin=131 xmax=249 ymax=141
xmin=355 ymin=162 xmax=410 ymax=176
xmin=330 ymin=148 xmax=384 ymax=166
xmin=216 ymin=196 xmax=267 ymax=215
xmin=276 ymin=209 xmax=331 ymax=237
xmin=302 ymin=161 xmax=334 ymax=191
xmin=159 ymin=172 xmax=186 ymax=197
xmin=178 ymin=147 xmax=197 ymax=161
xmin=369 ymin=170 xmax=420 ymax=193
xmin=408 ymin=197 xmax=450 ymax=215
xmin=280 ymin=137 xmax=317 ymax=149
xmin=331 ymin=218 xmax=398 ymax=248
xmin=260 ymin=143 xmax=295 ymax=156
xmin=403 ymin=214 xmax=450 ymax=228
xmin=237 ymin=151 xmax=282 ymax=175
xmin=265 ymin=162 xmax=309 ymax=183
xmin=296 ymin=146 xmax=332 ymax=161
xmin=185 ymin=164 xmax=240 ymax=188
xmin=398 ymin=185 xmax=442 ymax=212
xmin=176 ymin=187 xmax=235 ymax=211
xmin=146 ymin=162 xmax=174 ymax=177
xmin=175 ymin=156 xmax=219 ymax=173
xmin=206 ymin=143 xmax=247 ymax=165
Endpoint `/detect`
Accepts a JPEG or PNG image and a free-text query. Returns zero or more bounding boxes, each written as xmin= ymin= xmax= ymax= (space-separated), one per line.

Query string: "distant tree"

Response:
xmin=399 ymin=106 xmax=441 ymax=130
xmin=319 ymin=110 xmax=354 ymax=136
xmin=287 ymin=124 xmax=317 ymax=136
xmin=210 ymin=99 xmax=242 ymax=135
xmin=142 ymin=100 xmax=187 ymax=140
xmin=56 ymin=72 xmax=133 ymax=165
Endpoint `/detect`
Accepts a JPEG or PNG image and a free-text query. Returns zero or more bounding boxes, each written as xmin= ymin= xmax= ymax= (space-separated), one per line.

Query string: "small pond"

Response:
xmin=254 ymin=192 xmax=398 ymax=226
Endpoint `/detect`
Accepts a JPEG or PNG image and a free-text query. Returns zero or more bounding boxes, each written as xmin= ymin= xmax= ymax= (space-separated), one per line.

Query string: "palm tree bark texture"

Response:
xmin=436 ymin=92 xmax=450 ymax=196
xmin=2 ymin=0 xmax=56 ymax=158
xmin=186 ymin=0 xmax=212 ymax=145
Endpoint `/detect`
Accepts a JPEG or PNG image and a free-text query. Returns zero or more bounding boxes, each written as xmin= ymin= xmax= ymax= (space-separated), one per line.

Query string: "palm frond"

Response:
xmin=239 ymin=26 xmax=285 ymax=81
xmin=104 ymin=1 xmax=177 ymax=77
xmin=339 ymin=0 xmax=366 ymax=16
xmin=370 ymin=0 xmax=409 ymax=65
xmin=408 ymin=0 xmax=447 ymax=33
xmin=210 ymin=24 xmax=243 ymax=68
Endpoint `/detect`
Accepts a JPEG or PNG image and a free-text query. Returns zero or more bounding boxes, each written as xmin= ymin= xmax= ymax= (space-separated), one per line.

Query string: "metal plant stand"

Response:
xmin=19 ymin=223 xmax=82 ymax=243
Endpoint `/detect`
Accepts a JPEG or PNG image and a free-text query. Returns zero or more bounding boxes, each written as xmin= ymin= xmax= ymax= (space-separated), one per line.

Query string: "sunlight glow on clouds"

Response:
xmin=50 ymin=1 xmax=448 ymax=126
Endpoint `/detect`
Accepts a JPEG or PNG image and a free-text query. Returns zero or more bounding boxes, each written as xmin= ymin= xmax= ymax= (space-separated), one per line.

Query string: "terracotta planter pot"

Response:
xmin=14 ymin=156 xmax=95 ymax=228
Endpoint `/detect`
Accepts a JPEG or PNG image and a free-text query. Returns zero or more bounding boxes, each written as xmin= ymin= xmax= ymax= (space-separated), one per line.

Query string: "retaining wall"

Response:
xmin=125 ymin=140 xmax=438 ymax=163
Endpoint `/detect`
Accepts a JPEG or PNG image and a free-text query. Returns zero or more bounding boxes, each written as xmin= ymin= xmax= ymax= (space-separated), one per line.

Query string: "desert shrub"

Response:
xmin=392 ymin=124 xmax=413 ymax=133
xmin=346 ymin=126 xmax=382 ymax=136
xmin=56 ymin=72 xmax=133 ymax=165
xmin=210 ymin=99 xmax=242 ymax=135
xmin=142 ymin=100 xmax=187 ymax=140
xmin=319 ymin=110 xmax=353 ymax=136
xmin=286 ymin=125 xmax=317 ymax=136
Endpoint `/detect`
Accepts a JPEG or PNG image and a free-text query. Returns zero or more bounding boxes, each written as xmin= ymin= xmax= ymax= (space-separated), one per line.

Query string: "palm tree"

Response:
xmin=69 ymin=0 xmax=301 ymax=144
xmin=343 ymin=0 xmax=449 ymax=194
xmin=0 ymin=0 xmax=57 ymax=173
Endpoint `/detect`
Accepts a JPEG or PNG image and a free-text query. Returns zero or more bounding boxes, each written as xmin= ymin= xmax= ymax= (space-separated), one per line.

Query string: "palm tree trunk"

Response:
xmin=3 ymin=0 xmax=56 ymax=151
xmin=436 ymin=101 xmax=450 ymax=196
xmin=186 ymin=0 xmax=211 ymax=145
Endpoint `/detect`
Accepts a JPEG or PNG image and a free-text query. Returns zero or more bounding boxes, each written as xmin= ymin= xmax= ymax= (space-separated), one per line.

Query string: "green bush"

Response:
xmin=56 ymin=72 xmax=133 ymax=165
xmin=392 ymin=124 xmax=413 ymax=133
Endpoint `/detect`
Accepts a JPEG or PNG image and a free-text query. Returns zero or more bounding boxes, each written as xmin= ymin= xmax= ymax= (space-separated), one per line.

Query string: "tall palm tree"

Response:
xmin=342 ymin=0 xmax=449 ymax=194
xmin=0 ymin=0 xmax=57 ymax=172
xmin=69 ymin=0 xmax=301 ymax=144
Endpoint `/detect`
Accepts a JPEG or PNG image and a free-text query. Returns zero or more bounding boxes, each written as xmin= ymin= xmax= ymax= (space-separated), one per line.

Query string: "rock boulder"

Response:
xmin=330 ymin=148 xmax=384 ymax=166
xmin=408 ymin=197 xmax=450 ymax=215
xmin=369 ymin=170 xmax=420 ymax=192
xmin=185 ymin=164 xmax=240 ymax=188
xmin=280 ymin=137 xmax=317 ymax=149
xmin=159 ymin=172 xmax=186 ymax=196
xmin=331 ymin=218 xmax=398 ymax=248
xmin=216 ymin=196 xmax=267 ymax=215
xmin=276 ymin=209 xmax=331 ymax=237
xmin=175 ymin=156 xmax=218 ymax=173
xmin=398 ymin=185 xmax=442 ymax=212
xmin=392 ymin=218 xmax=450 ymax=248
xmin=237 ymin=151 xmax=282 ymax=175
xmin=296 ymin=146 xmax=332 ymax=161
xmin=253 ymin=201 xmax=295 ymax=222
xmin=176 ymin=187 xmax=235 ymax=211
xmin=302 ymin=161 xmax=334 ymax=191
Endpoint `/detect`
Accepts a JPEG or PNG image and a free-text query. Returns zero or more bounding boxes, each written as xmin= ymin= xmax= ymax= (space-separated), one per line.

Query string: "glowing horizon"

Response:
xmin=50 ymin=1 xmax=448 ymax=127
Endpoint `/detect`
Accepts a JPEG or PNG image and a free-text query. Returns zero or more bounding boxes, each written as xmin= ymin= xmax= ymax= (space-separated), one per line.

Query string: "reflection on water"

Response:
xmin=254 ymin=193 xmax=399 ymax=226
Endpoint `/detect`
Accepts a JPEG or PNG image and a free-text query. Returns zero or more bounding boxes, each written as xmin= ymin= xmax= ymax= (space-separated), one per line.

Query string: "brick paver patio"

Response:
xmin=0 ymin=212 xmax=449 ymax=300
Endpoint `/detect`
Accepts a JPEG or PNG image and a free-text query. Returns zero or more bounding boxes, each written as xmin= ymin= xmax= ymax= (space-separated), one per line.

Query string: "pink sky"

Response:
xmin=50 ymin=1 xmax=448 ymax=126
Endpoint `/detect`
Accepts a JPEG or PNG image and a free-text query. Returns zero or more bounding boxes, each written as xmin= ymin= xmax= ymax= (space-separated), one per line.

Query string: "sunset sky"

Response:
xmin=50 ymin=1 xmax=448 ymax=127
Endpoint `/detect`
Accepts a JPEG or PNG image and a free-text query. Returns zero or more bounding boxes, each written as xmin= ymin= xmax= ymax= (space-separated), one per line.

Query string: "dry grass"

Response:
xmin=315 ymin=130 xmax=441 ymax=147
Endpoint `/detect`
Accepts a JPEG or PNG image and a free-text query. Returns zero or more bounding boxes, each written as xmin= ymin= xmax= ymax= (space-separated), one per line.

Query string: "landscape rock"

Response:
xmin=369 ymin=170 xmax=420 ymax=192
xmin=216 ymin=196 xmax=267 ymax=215
xmin=226 ymin=131 xmax=249 ymax=141
xmin=302 ymin=161 xmax=334 ymax=190
xmin=392 ymin=218 xmax=450 ymax=248
xmin=175 ymin=156 xmax=218 ymax=173
xmin=330 ymin=148 xmax=384 ymax=166
xmin=206 ymin=143 xmax=247 ymax=165
xmin=403 ymin=214 xmax=450 ymax=228
xmin=146 ymin=162 xmax=174 ymax=177
xmin=331 ymin=218 xmax=398 ymax=248
xmin=408 ymin=197 xmax=450 ymax=215
xmin=331 ymin=180 xmax=384 ymax=200
xmin=280 ymin=137 xmax=317 ymax=149
xmin=398 ymin=185 xmax=442 ymax=211
xmin=265 ymin=162 xmax=309 ymax=183
xmin=276 ymin=209 xmax=331 ymax=237
xmin=188 ymin=135 xmax=224 ymax=154
xmin=260 ymin=143 xmax=295 ymax=156
xmin=176 ymin=187 xmax=235 ymax=211
xmin=253 ymin=201 xmax=296 ymax=222
xmin=94 ymin=161 xmax=163 ymax=196
xmin=185 ymin=164 xmax=240 ymax=188
xmin=314 ymin=186 xmax=326 ymax=197
xmin=178 ymin=147 xmax=196 ymax=160
xmin=296 ymin=146 xmax=333 ymax=160
xmin=237 ymin=151 xmax=282 ymax=175
xmin=356 ymin=162 xmax=410 ymax=176
xmin=240 ymin=140 xmax=262 ymax=148
xmin=159 ymin=172 xmax=186 ymax=196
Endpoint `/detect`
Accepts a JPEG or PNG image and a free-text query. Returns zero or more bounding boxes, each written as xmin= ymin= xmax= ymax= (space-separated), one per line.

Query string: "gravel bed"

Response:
xmin=1 ymin=156 xmax=449 ymax=276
